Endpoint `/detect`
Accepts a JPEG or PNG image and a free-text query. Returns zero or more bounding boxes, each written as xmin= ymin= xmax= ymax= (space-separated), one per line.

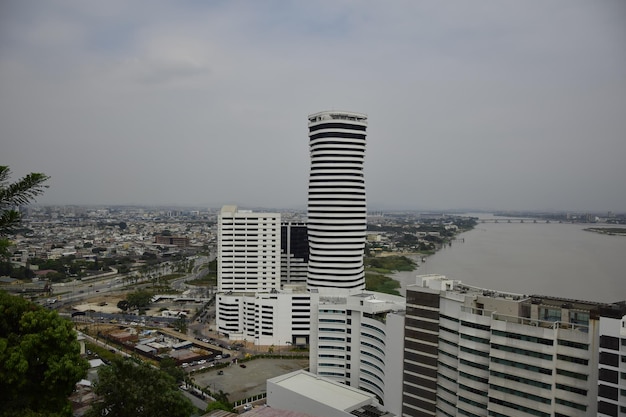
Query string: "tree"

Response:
xmin=126 ymin=290 xmax=153 ymax=310
xmin=0 ymin=291 xmax=88 ymax=417
xmin=86 ymin=358 xmax=193 ymax=417
xmin=116 ymin=299 xmax=129 ymax=312
xmin=0 ymin=166 xmax=50 ymax=235
xmin=173 ymin=316 xmax=188 ymax=334
xmin=205 ymin=390 xmax=233 ymax=413
xmin=159 ymin=356 xmax=185 ymax=383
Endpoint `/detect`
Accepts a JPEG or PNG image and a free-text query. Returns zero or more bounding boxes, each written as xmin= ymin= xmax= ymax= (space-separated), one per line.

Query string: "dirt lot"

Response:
xmin=192 ymin=358 xmax=309 ymax=402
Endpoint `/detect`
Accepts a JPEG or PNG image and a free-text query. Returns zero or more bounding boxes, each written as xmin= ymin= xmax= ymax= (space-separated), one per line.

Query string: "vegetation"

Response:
xmin=172 ymin=316 xmax=188 ymax=334
xmin=205 ymin=391 xmax=233 ymax=413
xmin=86 ymin=358 xmax=194 ymax=417
xmin=0 ymin=166 xmax=50 ymax=235
xmin=365 ymin=255 xmax=416 ymax=271
xmin=584 ymin=227 xmax=626 ymax=236
xmin=125 ymin=289 xmax=153 ymax=310
xmin=365 ymin=271 xmax=401 ymax=296
xmin=0 ymin=291 xmax=88 ymax=417
xmin=362 ymin=255 xmax=417 ymax=296
xmin=159 ymin=356 xmax=185 ymax=383
xmin=0 ymin=166 xmax=50 ymax=279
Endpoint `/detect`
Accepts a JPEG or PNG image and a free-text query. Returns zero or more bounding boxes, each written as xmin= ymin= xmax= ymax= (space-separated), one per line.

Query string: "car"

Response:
xmin=198 ymin=360 xmax=206 ymax=364
xmin=243 ymin=404 xmax=252 ymax=411
xmin=223 ymin=353 xmax=231 ymax=358
xmin=240 ymin=364 xmax=247 ymax=368
xmin=218 ymin=370 xmax=224 ymax=375
xmin=215 ymin=355 xmax=222 ymax=360
xmin=182 ymin=363 xmax=189 ymax=368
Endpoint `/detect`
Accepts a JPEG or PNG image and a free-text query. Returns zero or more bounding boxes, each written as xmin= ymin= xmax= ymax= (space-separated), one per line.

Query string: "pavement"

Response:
xmin=192 ymin=358 xmax=309 ymax=402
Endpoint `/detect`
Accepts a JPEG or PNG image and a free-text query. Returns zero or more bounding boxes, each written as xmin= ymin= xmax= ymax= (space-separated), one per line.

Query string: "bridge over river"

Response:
xmin=478 ymin=218 xmax=563 ymax=224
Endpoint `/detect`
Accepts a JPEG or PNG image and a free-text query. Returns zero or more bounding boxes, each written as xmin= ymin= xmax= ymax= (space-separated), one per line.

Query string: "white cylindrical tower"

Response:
xmin=306 ymin=110 xmax=368 ymax=290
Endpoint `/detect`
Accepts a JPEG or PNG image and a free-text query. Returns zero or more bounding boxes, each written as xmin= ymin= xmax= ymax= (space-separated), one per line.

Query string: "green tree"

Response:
xmin=159 ymin=356 xmax=185 ymax=383
xmin=0 ymin=291 xmax=88 ymax=417
xmin=0 ymin=166 xmax=50 ymax=235
xmin=205 ymin=390 xmax=233 ymax=413
xmin=173 ymin=316 xmax=188 ymax=334
xmin=116 ymin=299 xmax=130 ymax=312
xmin=86 ymin=358 xmax=193 ymax=417
xmin=126 ymin=290 xmax=153 ymax=310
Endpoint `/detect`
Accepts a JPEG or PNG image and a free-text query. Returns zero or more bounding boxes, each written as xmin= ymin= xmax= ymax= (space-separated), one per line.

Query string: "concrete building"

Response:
xmin=597 ymin=304 xmax=626 ymax=417
xmin=215 ymin=285 xmax=314 ymax=346
xmin=281 ymin=221 xmax=309 ymax=285
xmin=217 ymin=205 xmax=281 ymax=292
xmin=267 ymin=370 xmax=393 ymax=417
xmin=402 ymin=274 xmax=622 ymax=417
xmin=306 ymin=111 xmax=368 ymax=291
xmin=309 ymin=290 xmax=405 ymax=416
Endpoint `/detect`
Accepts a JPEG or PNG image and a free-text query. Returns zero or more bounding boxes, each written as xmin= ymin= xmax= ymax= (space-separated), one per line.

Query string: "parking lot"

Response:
xmin=192 ymin=357 xmax=309 ymax=402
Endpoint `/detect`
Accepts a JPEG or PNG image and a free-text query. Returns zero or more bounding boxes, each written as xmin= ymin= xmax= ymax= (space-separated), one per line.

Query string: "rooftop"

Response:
xmin=268 ymin=370 xmax=374 ymax=412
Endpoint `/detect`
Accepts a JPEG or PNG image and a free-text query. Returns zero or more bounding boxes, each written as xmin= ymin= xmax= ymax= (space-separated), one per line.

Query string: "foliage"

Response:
xmin=206 ymin=390 xmax=233 ymax=413
xmin=365 ymin=271 xmax=401 ymax=296
xmin=0 ymin=166 xmax=50 ymax=236
xmin=117 ymin=299 xmax=129 ymax=311
xmin=126 ymin=290 xmax=153 ymax=309
xmin=0 ymin=291 xmax=88 ymax=417
xmin=86 ymin=358 xmax=193 ymax=417
xmin=173 ymin=316 xmax=188 ymax=334
xmin=364 ymin=255 xmax=416 ymax=272
xmin=159 ymin=356 xmax=185 ymax=383
xmin=205 ymin=400 xmax=233 ymax=413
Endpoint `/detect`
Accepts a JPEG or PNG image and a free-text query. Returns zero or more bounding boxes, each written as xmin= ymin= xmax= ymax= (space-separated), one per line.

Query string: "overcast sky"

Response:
xmin=2 ymin=1 xmax=625 ymax=212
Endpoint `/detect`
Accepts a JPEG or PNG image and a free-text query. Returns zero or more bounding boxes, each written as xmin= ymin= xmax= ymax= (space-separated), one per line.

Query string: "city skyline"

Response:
xmin=2 ymin=1 xmax=625 ymax=212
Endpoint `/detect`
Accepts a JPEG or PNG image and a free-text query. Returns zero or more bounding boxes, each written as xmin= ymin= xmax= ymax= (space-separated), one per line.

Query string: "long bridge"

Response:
xmin=478 ymin=218 xmax=563 ymax=224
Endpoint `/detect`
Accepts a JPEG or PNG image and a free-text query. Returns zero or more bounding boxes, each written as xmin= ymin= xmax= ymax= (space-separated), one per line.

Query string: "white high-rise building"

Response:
xmin=307 ymin=110 xmax=368 ymax=291
xmin=217 ymin=205 xmax=280 ymax=292
xmin=216 ymin=285 xmax=314 ymax=346
xmin=309 ymin=290 xmax=406 ymax=416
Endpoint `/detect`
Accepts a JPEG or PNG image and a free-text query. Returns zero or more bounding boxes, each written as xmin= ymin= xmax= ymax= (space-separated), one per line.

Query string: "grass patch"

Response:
xmin=365 ymin=271 xmax=401 ymax=296
xmin=364 ymin=255 xmax=416 ymax=272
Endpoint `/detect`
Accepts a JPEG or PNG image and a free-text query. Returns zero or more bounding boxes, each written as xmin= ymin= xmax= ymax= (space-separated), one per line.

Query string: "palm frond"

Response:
xmin=0 ymin=172 xmax=50 ymax=209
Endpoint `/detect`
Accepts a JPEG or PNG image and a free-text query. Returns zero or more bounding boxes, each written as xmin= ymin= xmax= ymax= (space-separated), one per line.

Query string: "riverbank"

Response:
xmin=584 ymin=227 xmax=626 ymax=236
xmin=365 ymin=235 xmax=470 ymax=296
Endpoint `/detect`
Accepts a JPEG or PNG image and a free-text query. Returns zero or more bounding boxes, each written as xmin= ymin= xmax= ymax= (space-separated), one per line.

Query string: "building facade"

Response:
xmin=217 ymin=205 xmax=281 ymax=293
xmin=307 ymin=111 xmax=368 ymax=291
xmin=215 ymin=285 xmax=313 ymax=346
xmin=402 ymin=274 xmax=623 ymax=417
xmin=281 ymin=221 xmax=309 ymax=285
xmin=597 ymin=304 xmax=626 ymax=417
xmin=309 ymin=290 xmax=405 ymax=416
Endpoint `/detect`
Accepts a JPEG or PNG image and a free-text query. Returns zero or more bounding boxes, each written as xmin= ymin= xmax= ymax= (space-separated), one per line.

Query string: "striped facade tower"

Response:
xmin=306 ymin=110 xmax=368 ymax=290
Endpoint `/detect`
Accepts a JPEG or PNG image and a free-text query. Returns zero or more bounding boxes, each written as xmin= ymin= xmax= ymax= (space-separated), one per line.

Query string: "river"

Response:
xmin=392 ymin=214 xmax=626 ymax=303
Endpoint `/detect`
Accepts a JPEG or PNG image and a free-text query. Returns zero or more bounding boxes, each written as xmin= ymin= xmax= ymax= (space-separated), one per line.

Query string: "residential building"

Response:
xmin=215 ymin=285 xmax=313 ymax=346
xmin=402 ymin=274 xmax=623 ymax=417
xmin=597 ymin=303 xmax=626 ymax=417
xmin=154 ymin=235 xmax=190 ymax=247
xmin=309 ymin=290 xmax=405 ymax=416
xmin=217 ymin=205 xmax=281 ymax=292
xmin=306 ymin=111 xmax=368 ymax=291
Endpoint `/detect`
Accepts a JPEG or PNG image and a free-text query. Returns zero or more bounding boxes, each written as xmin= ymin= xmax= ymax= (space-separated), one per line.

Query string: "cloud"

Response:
xmin=1 ymin=0 xmax=625 ymax=211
